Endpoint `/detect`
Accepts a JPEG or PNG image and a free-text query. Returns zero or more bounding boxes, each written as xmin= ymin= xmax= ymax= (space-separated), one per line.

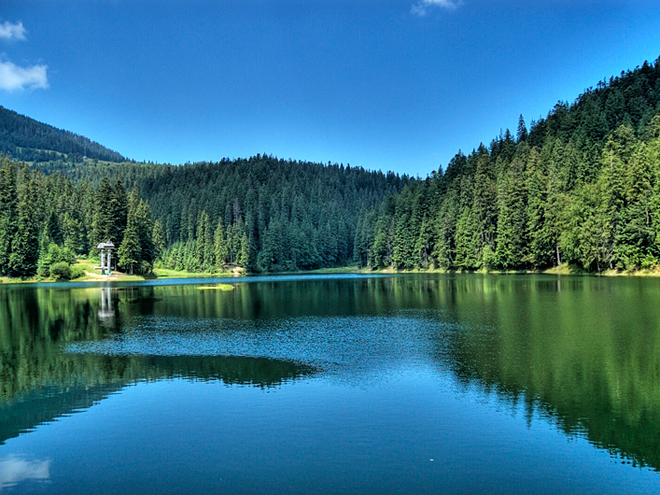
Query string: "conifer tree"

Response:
xmin=45 ymin=208 xmax=63 ymax=246
xmin=62 ymin=211 xmax=86 ymax=254
xmin=494 ymin=159 xmax=528 ymax=268
xmin=9 ymin=170 xmax=40 ymax=277
xmin=525 ymin=150 xmax=555 ymax=268
xmin=118 ymin=216 xmax=141 ymax=275
xmin=109 ymin=178 xmax=128 ymax=247
xmin=90 ymin=177 xmax=115 ymax=249
xmin=152 ymin=219 xmax=165 ymax=262
xmin=117 ymin=190 xmax=154 ymax=274
xmin=432 ymin=188 xmax=459 ymax=268
xmin=195 ymin=210 xmax=210 ymax=271
xmin=213 ymin=217 xmax=228 ymax=268
xmin=0 ymin=157 xmax=18 ymax=275
xmin=454 ymin=206 xmax=477 ymax=269
xmin=471 ymin=147 xmax=497 ymax=268
xmin=517 ymin=114 xmax=528 ymax=143
xmin=135 ymin=199 xmax=155 ymax=271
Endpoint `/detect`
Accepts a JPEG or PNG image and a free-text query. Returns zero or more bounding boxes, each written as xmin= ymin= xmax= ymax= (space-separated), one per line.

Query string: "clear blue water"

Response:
xmin=1 ymin=274 xmax=659 ymax=493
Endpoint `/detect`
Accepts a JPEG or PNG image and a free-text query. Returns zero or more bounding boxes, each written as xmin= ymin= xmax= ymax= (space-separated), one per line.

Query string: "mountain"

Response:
xmin=3 ymin=57 xmax=660 ymax=277
xmin=0 ymin=152 xmax=407 ymax=276
xmin=355 ymin=57 xmax=660 ymax=273
xmin=0 ymin=100 xmax=409 ymax=275
xmin=0 ymin=105 xmax=125 ymax=163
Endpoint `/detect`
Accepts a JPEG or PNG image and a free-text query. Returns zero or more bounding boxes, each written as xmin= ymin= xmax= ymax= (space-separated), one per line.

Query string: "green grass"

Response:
xmin=6 ymin=259 xmax=658 ymax=285
xmin=279 ymin=266 xmax=360 ymax=275
xmin=153 ymin=267 xmax=244 ymax=278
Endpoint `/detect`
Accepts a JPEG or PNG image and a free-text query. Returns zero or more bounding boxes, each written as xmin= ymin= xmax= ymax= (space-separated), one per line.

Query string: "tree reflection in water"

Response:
xmin=1 ymin=275 xmax=660 ymax=471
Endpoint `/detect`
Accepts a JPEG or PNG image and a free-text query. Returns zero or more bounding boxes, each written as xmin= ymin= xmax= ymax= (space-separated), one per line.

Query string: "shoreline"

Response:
xmin=2 ymin=262 xmax=660 ymax=285
xmin=0 ymin=264 xmax=361 ymax=285
xmin=358 ymin=266 xmax=660 ymax=277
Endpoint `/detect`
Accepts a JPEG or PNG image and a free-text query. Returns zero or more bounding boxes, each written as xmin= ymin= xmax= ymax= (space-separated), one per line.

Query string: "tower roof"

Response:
xmin=96 ymin=240 xmax=115 ymax=249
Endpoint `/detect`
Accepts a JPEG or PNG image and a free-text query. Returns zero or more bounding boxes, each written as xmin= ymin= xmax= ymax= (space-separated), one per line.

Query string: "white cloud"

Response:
xmin=0 ymin=20 xmax=48 ymax=92
xmin=0 ymin=21 xmax=27 ymax=41
xmin=0 ymin=58 xmax=48 ymax=91
xmin=411 ymin=0 xmax=461 ymax=16
xmin=0 ymin=456 xmax=50 ymax=489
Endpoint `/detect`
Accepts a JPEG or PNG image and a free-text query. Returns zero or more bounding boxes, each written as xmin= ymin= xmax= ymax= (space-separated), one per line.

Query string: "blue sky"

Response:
xmin=1 ymin=1 xmax=660 ymax=176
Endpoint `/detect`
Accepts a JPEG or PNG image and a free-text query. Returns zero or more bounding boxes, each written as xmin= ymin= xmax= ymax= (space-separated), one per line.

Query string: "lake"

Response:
xmin=1 ymin=273 xmax=659 ymax=493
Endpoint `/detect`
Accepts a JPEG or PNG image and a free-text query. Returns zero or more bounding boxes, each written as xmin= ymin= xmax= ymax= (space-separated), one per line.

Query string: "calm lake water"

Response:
xmin=1 ymin=273 xmax=660 ymax=493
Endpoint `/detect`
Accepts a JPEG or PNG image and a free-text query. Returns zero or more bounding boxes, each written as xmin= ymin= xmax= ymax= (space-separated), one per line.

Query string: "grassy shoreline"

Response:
xmin=355 ymin=263 xmax=660 ymax=277
xmin=2 ymin=261 xmax=659 ymax=285
xmin=0 ymin=260 xmax=361 ymax=284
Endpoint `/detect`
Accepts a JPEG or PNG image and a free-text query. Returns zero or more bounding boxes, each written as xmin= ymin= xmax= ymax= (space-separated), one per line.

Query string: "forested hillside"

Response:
xmin=355 ymin=58 xmax=660 ymax=273
xmin=82 ymin=156 xmax=407 ymax=272
xmin=2 ymin=57 xmax=660 ymax=278
xmin=0 ymin=105 xmax=125 ymax=163
xmin=0 ymin=153 xmax=407 ymax=277
xmin=0 ymin=158 xmax=157 ymax=278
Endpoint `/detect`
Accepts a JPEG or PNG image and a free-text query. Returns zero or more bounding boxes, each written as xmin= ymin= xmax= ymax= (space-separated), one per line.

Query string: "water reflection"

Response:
xmin=0 ymin=284 xmax=318 ymax=445
xmin=1 ymin=275 xmax=660 ymax=472
xmin=434 ymin=275 xmax=660 ymax=471
xmin=0 ymin=354 xmax=315 ymax=446
xmin=98 ymin=287 xmax=115 ymax=322
xmin=0 ymin=455 xmax=50 ymax=489
xmin=0 ymin=383 xmax=125 ymax=446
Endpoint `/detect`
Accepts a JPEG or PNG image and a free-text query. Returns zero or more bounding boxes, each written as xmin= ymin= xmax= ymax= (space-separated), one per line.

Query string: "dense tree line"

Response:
xmin=35 ymin=155 xmax=407 ymax=273
xmin=0 ymin=105 xmax=125 ymax=163
xmin=147 ymin=157 xmax=405 ymax=272
xmin=1 ymin=153 xmax=406 ymax=276
xmin=5 ymin=58 xmax=660 ymax=275
xmin=0 ymin=156 xmax=155 ymax=278
xmin=356 ymin=58 xmax=660 ymax=272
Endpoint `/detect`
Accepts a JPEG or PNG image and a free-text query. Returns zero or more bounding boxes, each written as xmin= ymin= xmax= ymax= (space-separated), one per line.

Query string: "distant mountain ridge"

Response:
xmin=0 ymin=105 xmax=125 ymax=163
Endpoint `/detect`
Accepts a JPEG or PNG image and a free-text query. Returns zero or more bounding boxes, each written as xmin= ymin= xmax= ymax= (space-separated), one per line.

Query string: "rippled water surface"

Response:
xmin=1 ymin=274 xmax=660 ymax=493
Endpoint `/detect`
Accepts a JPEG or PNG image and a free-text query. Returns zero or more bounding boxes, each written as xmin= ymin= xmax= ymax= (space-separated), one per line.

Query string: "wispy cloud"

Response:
xmin=0 ymin=21 xmax=48 ymax=91
xmin=0 ymin=21 xmax=27 ymax=42
xmin=0 ymin=58 xmax=49 ymax=91
xmin=411 ymin=0 xmax=461 ymax=16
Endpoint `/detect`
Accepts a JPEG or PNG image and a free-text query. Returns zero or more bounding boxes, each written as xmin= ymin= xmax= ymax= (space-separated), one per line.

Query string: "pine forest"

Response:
xmin=3 ymin=58 xmax=660 ymax=278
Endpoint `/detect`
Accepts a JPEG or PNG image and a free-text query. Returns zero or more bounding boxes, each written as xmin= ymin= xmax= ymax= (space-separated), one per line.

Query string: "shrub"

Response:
xmin=139 ymin=261 xmax=153 ymax=275
xmin=70 ymin=266 xmax=85 ymax=279
xmin=50 ymin=262 xmax=72 ymax=280
xmin=39 ymin=243 xmax=77 ymax=277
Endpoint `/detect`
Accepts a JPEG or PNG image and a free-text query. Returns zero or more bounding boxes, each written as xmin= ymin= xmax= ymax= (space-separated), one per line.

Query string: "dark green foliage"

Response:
xmin=9 ymin=169 xmax=41 ymax=277
xmin=88 ymin=177 xmax=129 ymax=253
xmin=0 ymin=111 xmax=407 ymax=274
xmin=0 ymin=113 xmax=405 ymax=277
xmin=38 ymin=243 xmax=75 ymax=278
xmin=0 ymin=156 xmax=153 ymax=278
xmin=90 ymin=177 xmax=115 ymax=250
xmin=0 ymin=105 xmax=124 ymax=163
xmin=117 ymin=221 xmax=141 ymax=275
xmin=45 ymin=209 xmax=63 ymax=246
xmin=517 ymin=115 xmax=528 ymax=143
xmin=494 ymin=163 xmax=527 ymax=268
xmin=6 ymin=57 xmax=660 ymax=275
xmin=359 ymin=56 xmax=660 ymax=273
xmin=73 ymin=155 xmax=405 ymax=273
xmin=0 ymin=156 xmax=18 ymax=275
xmin=49 ymin=261 xmax=72 ymax=280
xmin=118 ymin=191 xmax=155 ymax=275
xmin=152 ymin=219 xmax=165 ymax=262
xmin=109 ymin=179 xmax=128 ymax=247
